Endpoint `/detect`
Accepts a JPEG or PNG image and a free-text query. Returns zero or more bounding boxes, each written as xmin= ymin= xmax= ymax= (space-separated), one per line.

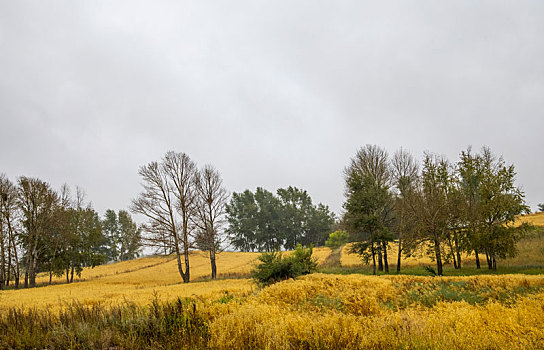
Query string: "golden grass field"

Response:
xmin=0 ymin=214 xmax=543 ymax=348
xmin=0 ymin=247 xmax=331 ymax=311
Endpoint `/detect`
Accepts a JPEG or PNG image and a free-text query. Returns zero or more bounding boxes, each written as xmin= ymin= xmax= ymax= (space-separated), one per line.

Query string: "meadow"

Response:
xmin=0 ymin=214 xmax=543 ymax=349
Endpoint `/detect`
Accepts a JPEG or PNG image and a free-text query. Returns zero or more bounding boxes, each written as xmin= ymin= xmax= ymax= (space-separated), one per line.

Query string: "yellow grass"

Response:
xmin=341 ymin=242 xmax=437 ymax=267
xmin=515 ymin=211 xmax=544 ymax=227
xmin=210 ymin=273 xmax=544 ymax=349
xmin=0 ymin=248 xmax=331 ymax=311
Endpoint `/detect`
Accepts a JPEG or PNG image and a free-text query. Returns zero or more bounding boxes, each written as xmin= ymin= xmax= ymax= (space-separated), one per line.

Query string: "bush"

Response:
xmin=325 ymin=230 xmax=349 ymax=249
xmin=252 ymin=244 xmax=318 ymax=286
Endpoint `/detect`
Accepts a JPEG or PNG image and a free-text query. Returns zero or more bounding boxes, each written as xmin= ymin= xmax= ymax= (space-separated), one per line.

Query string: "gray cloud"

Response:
xmin=1 ymin=1 xmax=543 ymax=215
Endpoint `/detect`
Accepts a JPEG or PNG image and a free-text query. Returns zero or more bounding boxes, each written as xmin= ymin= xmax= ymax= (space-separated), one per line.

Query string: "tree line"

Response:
xmin=226 ymin=186 xmax=335 ymax=252
xmin=343 ymin=145 xmax=530 ymax=275
xmin=0 ymin=174 xmax=141 ymax=289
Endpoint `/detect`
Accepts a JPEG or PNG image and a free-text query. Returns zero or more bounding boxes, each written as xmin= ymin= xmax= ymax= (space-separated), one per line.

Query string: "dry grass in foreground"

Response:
xmin=1 ymin=273 xmax=543 ymax=349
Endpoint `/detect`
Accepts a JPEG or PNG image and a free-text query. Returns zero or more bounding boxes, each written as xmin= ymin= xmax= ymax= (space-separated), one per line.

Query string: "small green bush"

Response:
xmin=252 ymin=244 xmax=318 ymax=286
xmin=325 ymin=230 xmax=349 ymax=249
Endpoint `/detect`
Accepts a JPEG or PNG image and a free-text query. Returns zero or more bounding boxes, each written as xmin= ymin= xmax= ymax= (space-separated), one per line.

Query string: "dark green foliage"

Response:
xmin=0 ymin=298 xmax=209 ymax=349
xmin=538 ymin=203 xmax=544 ymax=212
xmin=102 ymin=209 xmax=142 ymax=262
xmin=227 ymin=187 xmax=334 ymax=252
xmin=252 ymin=244 xmax=318 ymax=286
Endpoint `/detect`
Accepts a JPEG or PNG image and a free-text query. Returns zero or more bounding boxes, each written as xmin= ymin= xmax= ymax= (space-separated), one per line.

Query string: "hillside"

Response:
xmin=1 ymin=213 xmax=543 ymax=311
xmin=0 ymin=248 xmax=331 ymax=310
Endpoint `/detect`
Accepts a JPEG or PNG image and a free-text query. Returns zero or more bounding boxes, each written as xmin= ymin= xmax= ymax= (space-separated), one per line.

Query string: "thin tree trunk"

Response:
xmin=448 ymin=237 xmax=457 ymax=269
xmin=434 ymin=233 xmax=443 ymax=276
xmin=66 ymin=267 xmax=70 ymax=283
xmin=397 ymin=237 xmax=402 ymax=273
xmin=371 ymin=243 xmax=376 ymax=275
xmin=377 ymin=247 xmax=383 ymax=272
xmin=70 ymin=265 xmax=74 ymax=283
xmin=492 ymin=254 xmax=497 ymax=270
xmin=382 ymin=242 xmax=389 ymax=273
xmin=49 ymin=271 xmax=52 ymax=285
xmin=475 ymin=249 xmax=480 ymax=269
xmin=454 ymin=231 xmax=462 ymax=269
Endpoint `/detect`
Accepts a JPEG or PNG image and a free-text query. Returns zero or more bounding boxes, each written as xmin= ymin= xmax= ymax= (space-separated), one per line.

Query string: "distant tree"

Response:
xmin=227 ymin=187 xmax=333 ymax=252
xmin=132 ymin=151 xmax=198 ymax=283
xmin=17 ymin=177 xmax=58 ymax=287
xmin=390 ymin=148 xmax=419 ymax=272
xmin=254 ymin=188 xmax=284 ymax=252
xmin=325 ymin=230 xmax=349 ymax=249
xmin=304 ymin=203 xmax=335 ymax=247
xmin=538 ymin=203 xmax=544 ymax=212
xmin=117 ymin=210 xmax=141 ymax=261
xmin=102 ymin=209 xmax=141 ymax=262
xmin=402 ymin=154 xmax=452 ymax=276
xmin=226 ymin=190 xmax=258 ymax=252
xmin=276 ymin=186 xmax=335 ymax=248
xmin=194 ymin=165 xmax=228 ymax=279
xmin=102 ymin=209 xmax=120 ymax=261
xmin=0 ymin=174 xmax=20 ymax=288
xmin=344 ymin=145 xmax=394 ymax=274
xmin=476 ymin=147 xmax=529 ymax=270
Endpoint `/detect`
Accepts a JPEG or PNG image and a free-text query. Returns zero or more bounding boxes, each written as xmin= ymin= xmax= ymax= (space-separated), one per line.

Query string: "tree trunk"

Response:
xmin=397 ymin=237 xmax=402 ymax=273
xmin=49 ymin=271 xmax=52 ymax=285
xmin=0 ymin=225 xmax=5 ymax=289
xmin=447 ymin=236 xmax=457 ymax=269
xmin=454 ymin=231 xmax=462 ymax=269
xmin=433 ymin=234 xmax=443 ymax=276
xmin=66 ymin=267 xmax=70 ymax=284
xmin=486 ymin=251 xmax=492 ymax=270
xmin=8 ymin=219 xmax=18 ymax=288
xmin=475 ymin=249 xmax=480 ymax=269
xmin=377 ymin=248 xmax=383 ymax=272
xmin=70 ymin=266 xmax=74 ymax=283
xmin=210 ymin=249 xmax=217 ymax=280
xmin=382 ymin=242 xmax=389 ymax=273
xmin=492 ymin=254 xmax=497 ymax=270
xmin=371 ymin=243 xmax=376 ymax=275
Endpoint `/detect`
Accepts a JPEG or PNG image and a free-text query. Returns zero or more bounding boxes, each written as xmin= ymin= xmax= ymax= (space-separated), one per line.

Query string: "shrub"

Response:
xmin=325 ymin=230 xmax=349 ymax=249
xmin=252 ymin=244 xmax=318 ymax=286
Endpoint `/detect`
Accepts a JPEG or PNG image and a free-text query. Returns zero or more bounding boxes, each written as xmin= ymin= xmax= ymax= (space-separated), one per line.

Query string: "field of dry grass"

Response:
xmin=0 ymin=247 xmax=331 ymax=311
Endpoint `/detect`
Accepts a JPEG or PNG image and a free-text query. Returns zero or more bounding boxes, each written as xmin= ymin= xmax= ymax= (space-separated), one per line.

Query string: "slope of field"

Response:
xmin=0 ymin=247 xmax=331 ymax=311
xmin=342 ymin=212 xmax=544 ymax=269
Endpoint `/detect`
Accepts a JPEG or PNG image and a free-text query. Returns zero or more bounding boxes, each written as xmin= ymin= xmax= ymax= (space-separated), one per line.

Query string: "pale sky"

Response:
xmin=1 ymin=1 xmax=543 ymax=217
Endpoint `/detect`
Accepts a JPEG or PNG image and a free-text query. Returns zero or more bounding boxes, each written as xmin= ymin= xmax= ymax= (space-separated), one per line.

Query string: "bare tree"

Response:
xmin=131 ymin=152 xmax=198 ymax=283
xmin=391 ymin=148 xmax=419 ymax=272
xmin=194 ymin=165 xmax=228 ymax=279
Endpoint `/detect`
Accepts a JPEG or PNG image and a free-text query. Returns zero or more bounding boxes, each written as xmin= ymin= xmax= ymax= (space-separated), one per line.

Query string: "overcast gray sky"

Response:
xmin=1 ymin=1 xmax=543 ymax=217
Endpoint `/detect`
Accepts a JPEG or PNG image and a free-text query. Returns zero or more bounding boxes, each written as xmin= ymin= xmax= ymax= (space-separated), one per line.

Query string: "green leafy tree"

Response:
xmin=325 ymin=230 xmax=349 ymax=249
xmin=477 ymin=147 xmax=529 ymax=270
xmin=344 ymin=145 xmax=394 ymax=274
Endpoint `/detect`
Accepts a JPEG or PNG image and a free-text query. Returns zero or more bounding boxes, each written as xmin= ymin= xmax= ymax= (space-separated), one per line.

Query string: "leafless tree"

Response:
xmin=391 ymin=148 xmax=419 ymax=272
xmin=194 ymin=165 xmax=228 ymax=279
xmin=131 ymin=151 xmax=198 ymax=283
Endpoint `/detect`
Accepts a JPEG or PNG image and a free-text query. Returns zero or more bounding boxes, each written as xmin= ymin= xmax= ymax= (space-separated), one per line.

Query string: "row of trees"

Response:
xmin=226 ymin=187 xmax=335 ymax=252
xmin=131 ymin=151 xmax=228 ymax=282
xmin=0 ymin=174 xmax=141 ymax=289
xmin=343 ymin=145 xmax=529 ymax=275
